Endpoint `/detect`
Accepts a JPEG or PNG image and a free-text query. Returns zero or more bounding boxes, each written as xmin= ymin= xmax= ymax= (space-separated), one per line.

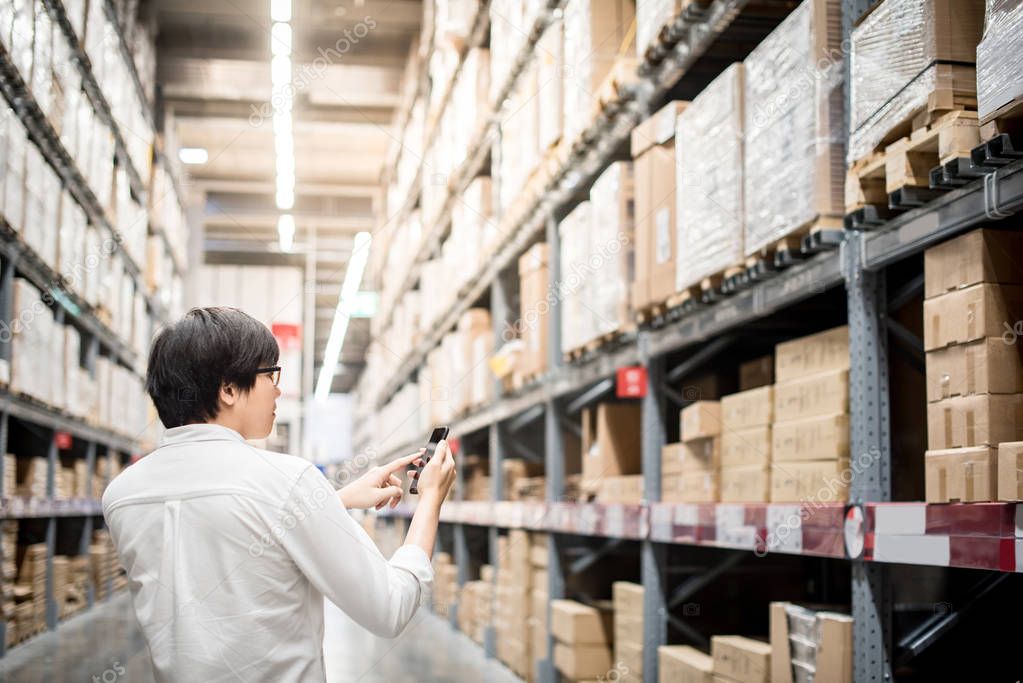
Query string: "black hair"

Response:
xmin=146 ymin=307 xmax=280 ymax=428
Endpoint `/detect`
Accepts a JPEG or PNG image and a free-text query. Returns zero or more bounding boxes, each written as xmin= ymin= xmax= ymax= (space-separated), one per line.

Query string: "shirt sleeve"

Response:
xmin=277 ymin=465 xmax=433 ymax=638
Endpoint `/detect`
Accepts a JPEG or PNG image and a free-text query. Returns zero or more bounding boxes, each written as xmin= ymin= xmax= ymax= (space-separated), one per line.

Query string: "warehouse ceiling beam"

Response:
xmin=565 ymin=378 xmax=615 ymax=416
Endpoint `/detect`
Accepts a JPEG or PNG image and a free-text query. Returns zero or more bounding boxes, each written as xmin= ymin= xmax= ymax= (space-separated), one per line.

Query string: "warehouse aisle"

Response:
xmin=0 ymin=592 xmax=521 ymax=683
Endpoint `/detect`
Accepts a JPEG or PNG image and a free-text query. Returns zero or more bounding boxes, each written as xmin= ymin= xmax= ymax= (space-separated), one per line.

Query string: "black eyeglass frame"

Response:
xmin=255 ymin=366 xmax=282 ymax=386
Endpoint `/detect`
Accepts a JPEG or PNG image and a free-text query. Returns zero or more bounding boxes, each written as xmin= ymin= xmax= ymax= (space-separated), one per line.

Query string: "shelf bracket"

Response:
xmin=565 ymin=378 xmax=615 ymax=415
xmin=568 ymin=538 xmax=624 ymax=576
xmin=665 ymin=335 xmax=733 ymax=384
xmin=667 ymin=551 xmax=745 ymax=610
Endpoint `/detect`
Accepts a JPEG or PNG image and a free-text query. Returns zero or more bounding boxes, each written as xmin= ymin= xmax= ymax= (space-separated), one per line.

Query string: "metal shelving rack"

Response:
xmin=361 ymin=1 xmax=1023 ymax=682
xmin=0 ymin=0 xmax=167 ymax=656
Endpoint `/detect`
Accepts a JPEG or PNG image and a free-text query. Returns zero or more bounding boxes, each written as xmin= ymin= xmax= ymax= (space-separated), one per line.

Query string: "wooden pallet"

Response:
xmin=846 ymin=108 xmax=981 ymax=228
xmin=980 ymin=96 xmax=1023 ymax=143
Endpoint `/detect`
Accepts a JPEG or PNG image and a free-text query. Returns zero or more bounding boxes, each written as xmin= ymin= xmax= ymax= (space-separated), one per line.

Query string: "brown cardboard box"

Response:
xmin=774 ymin=326 xmax=849 ymax=383
xmin=616 ymin=640 xmax=643 ymax=681
xmin=711 ymin=635 xmax=771 ymax=683
xmin=721 ymin=386 xmax=774 ymax=430
xmin=925 ymin=338 xmax=1023 ymax=402
xmin=612 ymin=581 xmax=643 ymax=618
xmin=532 ymin=589 xmax=549 ymax=628
xmin=553 ymin=641 xmax=613 ymax=680
xmin=720 ymin=465 xmax=770 ymax=503
xmin=739 ymin=355 xmax=774 ymax=391
xmin=632 ymin=101 xmax=689 ymax=310
xmin=772 ymin=413 xmax=850 ymax=462
xmin=770 ymin=603 xmax=852 ymax=683
xmin=773 ymin=370 xmax=849 ymax=422
xmin=659 ymin=645 xmax=715 ymax=683
xmin=681 ymin=401 xmax=722 ymax=441
xmin=923 ymin=283 xmax=1023 ymax=351
xmin=662 ymin=438 xmax=719 ymax=476
xmin=925 ymin=446 xmax=998 ymax=502
xmin=998 ymin=441 xmax=1023 ymax=501
xmin=769 ymin=603 xmax=792 ymax=683
xmin=518 ymin=243 xmax=551 ymax=376
xmin=550 ymin=599 xmax=612 ymax=645
xmin=924 ymin=229 xmax=1023 ymax=299
xmin=721 ymin=426 xmax=772 ymax=468
xmin=663 ymin=471 xmax=719 ymax=503
xmin=769 ymin=459 xmax=850 ymax=503
xmin=926 ymin=393 xmax=1023 ymax=448
xmin=597 ymin=475 xmax=644 ymax=503
xmin=582 ymin=403 xmax=642 ymax=487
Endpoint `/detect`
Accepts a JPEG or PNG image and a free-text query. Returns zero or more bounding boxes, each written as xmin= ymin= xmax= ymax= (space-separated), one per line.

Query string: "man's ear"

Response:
xmin=219 ymin=382 xmax=240 ymax=408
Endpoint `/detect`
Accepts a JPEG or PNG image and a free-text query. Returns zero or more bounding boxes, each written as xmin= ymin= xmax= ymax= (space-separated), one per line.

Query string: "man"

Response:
xmin=103 ymin=307 xmax=455 ymax=681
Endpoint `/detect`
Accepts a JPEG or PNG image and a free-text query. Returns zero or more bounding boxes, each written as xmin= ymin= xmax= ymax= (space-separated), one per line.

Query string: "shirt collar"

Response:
xmin=159 ymin=423 xmax=246 ymax=448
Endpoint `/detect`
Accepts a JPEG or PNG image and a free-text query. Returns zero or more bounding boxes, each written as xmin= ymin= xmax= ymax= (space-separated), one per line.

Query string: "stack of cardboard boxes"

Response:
xmin=581 ymin=403 xmax=642 ymax=502
xmin=90 ymin=530 xmax=118 ymax=601
xmin=721 ymin=386 xmax=773 ymax=502
xmin=631 ymin=101 xmax=687 ymax=314
xmin=770 ymin=326 xmax=851 ymax=503
xmin=770 ymin=602 xmax=852 ymax=683
xmin=518 ymin=244 xmax=551 ymax=380
xmin=15 ymin=543 xmax=46 ymax=637
xmin=529 ymin=534 xmax=549 ymax=680
xmin=1 ymin=522 xmax=16 ymax=646
xmin=923 ymin=229 xmax=1023 ymax=502
xmin=457 ymin=566 xmax=494 ymax=645
xmin=16 ymin=457 xmax=48 ymax=499
xmin=613 ymin=582 xmax=644 ymax=682
xmin=659 ymin=644 xmax=715 ymax=682
xmin=432 ymin=552 xmax=459 ymax=618
xmin=495 ymin=530 xmax=533 ymax=679
xmin=551 ymin=599 xmax=613 ymax=682
xmin=663 ymin=401 xmax=721 ymax=502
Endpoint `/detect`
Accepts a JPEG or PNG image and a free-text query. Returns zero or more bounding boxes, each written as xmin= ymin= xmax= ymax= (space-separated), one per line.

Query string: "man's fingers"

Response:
xmin=387 ymin=449 xmax=426 ymax=473
xmin=388 ymin=474 xmax=401 ymax=488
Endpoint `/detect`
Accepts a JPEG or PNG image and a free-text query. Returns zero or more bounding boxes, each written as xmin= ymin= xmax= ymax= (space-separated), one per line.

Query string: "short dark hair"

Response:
xmin=146 ymin=307 xmax=280 ymax=428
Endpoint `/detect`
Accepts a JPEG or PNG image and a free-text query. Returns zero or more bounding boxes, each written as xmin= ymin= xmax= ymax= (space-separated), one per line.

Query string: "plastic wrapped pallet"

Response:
xmin=676 ymin=62 xmax=744 ymax=290
xmin=743 ymin=0 xmax=844 ymax=255
xmin=559 ymin=201 xmax=595 ymax=354
xmin=562 ymin=0 xmax=635 ymax=145
xmin=848 ymin=0 xmax=985 ymax=162
xmin=636 ymin=0 xmax=685 ymax=58
xmin=498 ymin=56 xmax=540 ymax=214
xmin=588 ymin=161 xmax=634 ymax=338
xmin=977 ymin=0 xmax=1023 ymax=124
xmin=537 ymin=18 xmax=564 ymax=151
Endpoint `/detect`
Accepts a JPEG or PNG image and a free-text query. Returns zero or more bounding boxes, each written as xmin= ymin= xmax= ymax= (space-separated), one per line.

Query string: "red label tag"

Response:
xmin=55 ymin=432 xmax=72 ymax=450
xmin=271 ymin=323 xmax=302 ymax=351
xmin=616 ymin=366 xmax=648 ymax=398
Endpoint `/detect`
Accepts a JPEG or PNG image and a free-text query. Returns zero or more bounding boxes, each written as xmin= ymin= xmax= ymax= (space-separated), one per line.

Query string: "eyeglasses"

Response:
xmin=255 ymin=366 xmax=282 ymax=386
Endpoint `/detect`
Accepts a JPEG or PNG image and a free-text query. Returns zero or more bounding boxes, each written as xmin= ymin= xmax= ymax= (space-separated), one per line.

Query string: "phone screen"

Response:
xmin=409 ymin=426 xmax=449 ymax=495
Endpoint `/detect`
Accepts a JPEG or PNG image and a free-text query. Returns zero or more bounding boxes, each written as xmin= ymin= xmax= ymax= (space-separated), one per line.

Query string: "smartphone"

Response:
xmin=409 ymin=426 xmax=449 ymax=495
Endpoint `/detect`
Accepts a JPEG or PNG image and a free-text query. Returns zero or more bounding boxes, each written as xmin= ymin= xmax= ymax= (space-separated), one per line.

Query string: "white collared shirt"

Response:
xmin=102 ymin=423 xmax=432 ymax=683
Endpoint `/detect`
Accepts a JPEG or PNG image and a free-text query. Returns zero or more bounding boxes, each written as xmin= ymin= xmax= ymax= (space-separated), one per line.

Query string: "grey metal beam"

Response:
xmin=665 ymin=335 xmax=733 ymax=384
xmin=887 ymin=272 xmax=925 ymax=313
xmin=565 ymin=378 xmax=615 ymax=416
xmin=667 ymin=552 xmax=745 ymax=609
xmin=568 ymin=538 xmax=624 ymax=576
xmin=508 ymin=404 xmax=545 ymax=433
xmin=641 ymin=339 xmax=667 ymax=681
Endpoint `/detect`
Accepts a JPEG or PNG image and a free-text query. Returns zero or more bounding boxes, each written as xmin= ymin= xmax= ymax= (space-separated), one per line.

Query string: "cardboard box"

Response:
xmin=998 ymin=441 xmax=1023 ymax=501
xmin=720 ymin=465 xmax=770 ymax=503
xmin=582 ymin=403 xmax=642 ymax=487
xmin=925 ymin=337 xmax=1023 ymax=402
xmin=553 ymin=641 xmax=613 ymax=680
xmin=769 ymin=459 xmax=850 ymax=503
xmin=681 ymin=401 xmax=722 ymax=441
xmin=597 ymin=475 xmax=644 ymax=503
xmin=550 ymin=599 xmax=612 ymax=645
xmin=711 ymin=635 xmax=771 ymax=683
xmin=925 ymin=446 xmax=998 ymax=502
xmin=926 ymin=393 xmax=1023 ymax=449
xmin=633 ymin=101 xmax=688 ymax=310
xmin=721 ymin=426 xmax=772 ymax=468
xmin=739 ymin=355 xmax=774 ymax=391
xmin=659 ymin=645 xmax=715 ymax=683
xmin=924 ymin=229 xmax=1023 ymax=299
xmin=923 ymin=283 xmax=1023 ymax=351
xmin=663 ymin=471 xmax=719 ymax=503
xmin=612 ymin=581 xmax=643 ymax=618
xmin=774 ymin=327 xmax=849 ymax=383
xmin=770 ymin=603 xmax=852 ymax=683
xmin=662 ymin=438 xmax=719 ymax=476
xmin=518 ymin=243 xmax=551 ymax=376
xmin=616 ymin=640 xmax=643 ymax=680
xmin=721 ymin=386 xmax=774 ymax=430
xmin=772 ymin=413 xmax=850 ymax=462
xmin=773 ymin=370 xmax=849 ymax=422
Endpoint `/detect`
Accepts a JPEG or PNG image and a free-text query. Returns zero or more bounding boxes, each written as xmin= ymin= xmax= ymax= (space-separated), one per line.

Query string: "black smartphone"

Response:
xmin=409 ymin=426 xmax=449 ymax=495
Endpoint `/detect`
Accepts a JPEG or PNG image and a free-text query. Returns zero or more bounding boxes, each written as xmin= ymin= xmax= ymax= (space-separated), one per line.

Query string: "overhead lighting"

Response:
xmin=178 ymin=147 xmax=208 ymax=165
xmin=276 ymin=186 xmax=294 ymax=210
xmin=277 ymin=214 xmax=295 ymax=252
xmin=315 ymin=231 xmax=372 ymax=401
xmin=270 ymin=0 xmax=291 ymax=22
xmin=271 ymin=54 xmax=292 ymax=87
xmin=271 ymin=22 xmax=292 ymax=56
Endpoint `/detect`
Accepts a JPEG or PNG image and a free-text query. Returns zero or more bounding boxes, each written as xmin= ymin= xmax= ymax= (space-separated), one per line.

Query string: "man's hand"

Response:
xmin=407 ymin=440 xmax=455 ymax=507
xmin=338 ymin=449 xmax=424 ymax=510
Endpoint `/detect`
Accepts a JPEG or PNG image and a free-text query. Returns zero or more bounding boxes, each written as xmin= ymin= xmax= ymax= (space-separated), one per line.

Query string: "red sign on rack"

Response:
xmin=616 ymin=366 xmax=648 ymax=398
xmin=55 ymin=432 xmax=72 ymax=450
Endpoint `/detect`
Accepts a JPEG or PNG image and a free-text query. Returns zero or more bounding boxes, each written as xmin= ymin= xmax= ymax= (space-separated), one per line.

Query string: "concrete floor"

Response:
xmin=0 ymin=593 xmax=522 ymax=683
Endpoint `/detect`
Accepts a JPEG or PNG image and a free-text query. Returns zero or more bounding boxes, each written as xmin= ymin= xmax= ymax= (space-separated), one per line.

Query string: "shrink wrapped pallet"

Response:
xmin=743 ymin=0 xmax=844 ymax=255
xmin=637 ymin=0 xmax=683 ymax=58
xmin=848 ymin=0 xmax=985 ymax=162
xmin=559 ymin=202 xmax=595 ymax=354
xmin=977 ymin=0 xmax=1023 ymax=124
xmin=676 ymin=62 xmax=744 ymax=290
xmin=537 ymin=19 xmax=564 ymax=151
xmin=587 ymin=162 xmax=634 ymax=338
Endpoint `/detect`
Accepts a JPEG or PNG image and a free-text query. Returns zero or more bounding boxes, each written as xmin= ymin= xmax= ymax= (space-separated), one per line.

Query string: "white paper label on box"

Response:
xmin=674 ymin=504 xmax=698 ymax=526
xmin=655 ymin=209 xmax=671 ymax=264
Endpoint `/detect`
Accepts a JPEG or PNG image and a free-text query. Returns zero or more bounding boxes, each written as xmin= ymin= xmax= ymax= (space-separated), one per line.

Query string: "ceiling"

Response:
xmin=147 ymin=0 xmax=421 ymax=393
